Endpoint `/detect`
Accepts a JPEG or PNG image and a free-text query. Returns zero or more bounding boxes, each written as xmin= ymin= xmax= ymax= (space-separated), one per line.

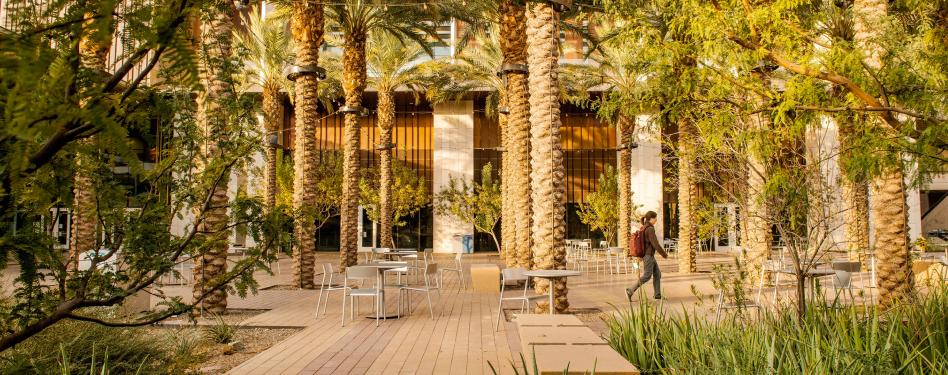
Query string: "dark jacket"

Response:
xmin=643 ymin=224 xmax=667 ymax=258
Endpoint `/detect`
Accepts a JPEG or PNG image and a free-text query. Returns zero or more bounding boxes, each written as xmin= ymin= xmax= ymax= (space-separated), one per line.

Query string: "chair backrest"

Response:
xmin=454 ymin=251 xmax=463 ymax=262
xmin=501 ymin=267 xmax=527 ymax=282
xmin=373 ymin=247 xmax=392 ymax=254
xmin=600 ymin=241 xmax=608 ymax=248
xmin=832 ymin=261 xmax=861 ymax=273
xmin=346 ymin=266 xmax=377 ymax=281
xmin=320 ymin=263 xmax=335 ymax=274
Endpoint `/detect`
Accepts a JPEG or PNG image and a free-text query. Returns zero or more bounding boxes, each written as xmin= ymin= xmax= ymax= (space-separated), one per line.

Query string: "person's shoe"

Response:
xmin=625 ymin=288 xmax=634 ymax=301
xmin=653 ymin=294 xmax=664 ymax=300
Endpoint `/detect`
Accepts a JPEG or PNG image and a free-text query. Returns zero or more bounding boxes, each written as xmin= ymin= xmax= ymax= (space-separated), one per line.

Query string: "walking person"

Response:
xmin=626 ymin=211 xmax=667 ymax=300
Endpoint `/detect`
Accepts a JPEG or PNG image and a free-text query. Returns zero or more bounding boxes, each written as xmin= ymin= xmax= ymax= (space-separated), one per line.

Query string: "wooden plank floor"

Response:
xmin=200 ymin=251 xmax=863 ymax=375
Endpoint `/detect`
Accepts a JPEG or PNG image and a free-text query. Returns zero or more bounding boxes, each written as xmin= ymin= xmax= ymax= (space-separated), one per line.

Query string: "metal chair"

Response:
xmin=399 ymin=263 xmax=441 ymax=318
xmin=494 ymin=268 xmax=546 ymax=331
xmin=605 ymin=247 xmax=632 ymax=274
xmin=341 ymin=265 xmax=393 ymax=327
xmin=826 ymin=261 xmax=865 ymax=307
xmin=439 ymin=252 xmax=466 ymax=289
xmin=316 ymin=262 xmax=346 ymax=317
xmin=714 ymin=270 xmax=761 ymax=324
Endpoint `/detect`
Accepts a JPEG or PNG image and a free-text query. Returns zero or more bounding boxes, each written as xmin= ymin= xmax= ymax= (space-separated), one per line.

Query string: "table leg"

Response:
xmin=549 ymin=280 xmax=555 ymax=315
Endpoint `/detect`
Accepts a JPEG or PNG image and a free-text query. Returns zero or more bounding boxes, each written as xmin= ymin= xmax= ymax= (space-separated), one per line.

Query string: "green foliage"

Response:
xmin=0 ymin=0 xmax=283 ymax=349
xmin=203 ymin=314 xmax=239 ymax=345
xmin=277 ymin=151 xmax=343 ymax=232
xmin=606 ymin=287 xmax=948 ymax=374
xmin=359 ymin=160 xmax=429 ymax=242
xmin=577 ymin=165 xmax=635 ymax=246
xmin=434 ymin=163 xmax=503 ymax=252
xmin=0 ymin=318 xmax=168 ymax=374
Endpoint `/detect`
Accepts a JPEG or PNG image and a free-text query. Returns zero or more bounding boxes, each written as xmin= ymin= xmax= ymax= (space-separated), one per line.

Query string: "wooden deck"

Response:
xmin=154 ymin=252 xmax=731 ymax=375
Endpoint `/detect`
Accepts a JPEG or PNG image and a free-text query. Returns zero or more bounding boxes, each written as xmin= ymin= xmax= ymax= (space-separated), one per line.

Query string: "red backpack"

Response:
xmin=628 ymin=225 xmax=647 ymax=258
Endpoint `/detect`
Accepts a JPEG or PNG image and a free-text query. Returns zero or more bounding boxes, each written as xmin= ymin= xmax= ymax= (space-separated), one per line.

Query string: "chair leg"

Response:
xmin=494 ymin=299 xmax=504 ymax=331
xmin=426 ymin=291 xmax=434 ymax=319
xmin=341 ymin=293 xmax=347 ymax=327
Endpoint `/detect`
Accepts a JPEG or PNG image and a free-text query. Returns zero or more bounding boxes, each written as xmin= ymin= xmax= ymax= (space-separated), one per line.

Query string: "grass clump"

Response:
xmin=0 ymin=319 xmax=170 ymax=374
xmin=605 ymin=287 xmax=948 ymax=374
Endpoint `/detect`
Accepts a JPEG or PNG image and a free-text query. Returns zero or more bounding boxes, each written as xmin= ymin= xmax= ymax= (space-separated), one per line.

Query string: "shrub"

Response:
xmin=0 ymin=319 xmax=169 ymax=374
xmin=605 ymin=287 xmax=948 ymax=374
xmin=203 ymin=315 xmax=238 ymax=345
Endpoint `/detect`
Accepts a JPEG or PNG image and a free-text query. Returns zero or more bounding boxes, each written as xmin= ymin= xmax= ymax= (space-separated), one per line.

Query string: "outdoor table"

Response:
xmin=775 ymin=267 xmax=836 ymax=303
xmin=522 ymin=269 xmax=582 ymax=315
xmin=361 ymin=261 xmax=408 ymax=319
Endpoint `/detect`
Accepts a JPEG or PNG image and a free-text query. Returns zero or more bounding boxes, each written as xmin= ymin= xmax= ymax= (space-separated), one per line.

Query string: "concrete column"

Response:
xmin=807 ymin=117 xmax=846 ymax=250
xmin=629 ymin=115 xmax=664 ymax=238
xmin=432 ymin=101 xmax=474 ymax=253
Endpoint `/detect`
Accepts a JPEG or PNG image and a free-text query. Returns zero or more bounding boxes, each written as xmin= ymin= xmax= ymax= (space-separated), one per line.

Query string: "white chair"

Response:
xmin=494 ymin=268 xmax=546 ymax=331
xmin=825 ymin=261 xmax=865 ymax=307
xmin=714 ymin=271 xmax=761 ymax=324
xmin=341 ymin=265 xmax=393 ymax=327
xmin=439 ymin=252 xmax=466 ymax=289
xmin=399 ymin=263 xmax=441 ymax=318
xmin=315 ymin=262 xmax=346 ymax=317
xmin=606 ymin=247 xmax=633 ymax=274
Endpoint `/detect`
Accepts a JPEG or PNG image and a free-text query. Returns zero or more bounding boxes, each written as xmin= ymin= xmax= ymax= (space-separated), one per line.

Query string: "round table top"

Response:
xmin=361 ymin=261 xmax=408 ymax=269
xmin=523 ymin=269 xmax=583 ymax=278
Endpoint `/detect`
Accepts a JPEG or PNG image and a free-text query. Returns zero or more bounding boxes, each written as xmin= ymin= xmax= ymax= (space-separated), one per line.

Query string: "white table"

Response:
xmin=522 ymin=269 xmax=582 ymax=315
xmin=362 ymin=261 xmax=408 ymax=319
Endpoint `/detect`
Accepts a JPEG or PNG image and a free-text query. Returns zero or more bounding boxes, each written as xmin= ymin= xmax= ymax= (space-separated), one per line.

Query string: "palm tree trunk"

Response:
xmin=339 ymin=31 xmax=367 ymax=268
xmin=262 ymin=84 xmax=281 ymax=211
xmin=677 ymin=118 xmax=698 ymax=274
xmin=499 ymin=93 xmax=516 ymax=267
xmin=526 ymin=2 xmax=568 ymax=314
xmin=837 ymin=116 xmax=870 ymax=263
xmin=617 ymin=115 xmax=634 ymax=248
xmin=871 ymin=168 xmax=914 ymax=306
xmin=744 ymin=103 xmax=771 ymax=279
xmin=70 ymin=5 xmax=115 ymax=271
xmin=853 ymin=0 xmax=914 ymax=307
xmin=377 ymin=90 xmax=395 ymax=249
xmin=289 ymin=1 xmax=324 ymax=289
xmin=193 ymin=1 xmax=236 ymax=314
xmin=500 ymin=0 xmax=533 ymax=270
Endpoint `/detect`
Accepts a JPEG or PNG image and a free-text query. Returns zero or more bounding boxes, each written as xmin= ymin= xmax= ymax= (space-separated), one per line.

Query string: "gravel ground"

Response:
xmin=145 ymin=309 xmax=300 ymax=374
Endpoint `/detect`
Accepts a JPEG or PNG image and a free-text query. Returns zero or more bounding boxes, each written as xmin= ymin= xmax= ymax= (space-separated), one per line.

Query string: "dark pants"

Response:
xmin=631 ymin=255 xmax=661 ymax=297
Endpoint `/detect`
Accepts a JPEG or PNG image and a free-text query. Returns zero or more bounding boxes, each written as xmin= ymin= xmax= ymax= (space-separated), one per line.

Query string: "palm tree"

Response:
xmin=744 ymin=80 xmax=772 ymax=278
xmin=578 ymin=41 xmax=644 ymax=249
xmin=325 ymin=1 xmax=457 ymax=268
xmin=71 ymin=1 xmax=117 ymax=270
xmin=526 ymin=1 xmax=568 ymax=313
xmin=234 ymin=6 xmax=294 ymax=213
xmin=193 ymin=0 xmax=237 ymax=314
xmin=366 ymin=31 xmax=430 ymax=248
xmin=499 ymin=0 xmax=534 ymax=271
xmin=286 ymin=0 xmax=325 ymax=289
xmin=837 ymin=113 xmax=870 ymax=262
xmin=424 ymin=29 xmax=519 ymax=266
xmin=852 ymin=0 xmax=914 ymax=307
xmin=676 ymin=117 xmax=699 ymax=274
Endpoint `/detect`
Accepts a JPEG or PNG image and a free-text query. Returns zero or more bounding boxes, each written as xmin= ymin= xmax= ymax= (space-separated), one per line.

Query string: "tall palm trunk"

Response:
xmin=744 ymin=93 xmax=771 ymax=278
xmin=193 ymin=1 xmax=236 ymax=314
xmin=837 ymin=115 xmax=870 ymax=262
xmin=289 ymin=1 xmax=323 ymax=289
xmin=71 ymin=5 xmax=115 ymax=270
xmin=677 ymin=118 xmax=698 ymax=273
xmin=616 ymin=115 xmax=634 ymax=248
xmin=339 ymin=31 xmax=368 ymax=268
xmin=526 ymin=2 xmax=567 ymax=313
xmin=853 ymin=0 xmax=914 ymax=307
xmin=262 ymin=84 xmax=281 ymax=211
xmin=500 ymin=0 xmax=532 ymax=270
xmin=499 ymin=93 xmax=516 ymax=266
xmin=377 ymin=90 xmax=395 ymax=248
